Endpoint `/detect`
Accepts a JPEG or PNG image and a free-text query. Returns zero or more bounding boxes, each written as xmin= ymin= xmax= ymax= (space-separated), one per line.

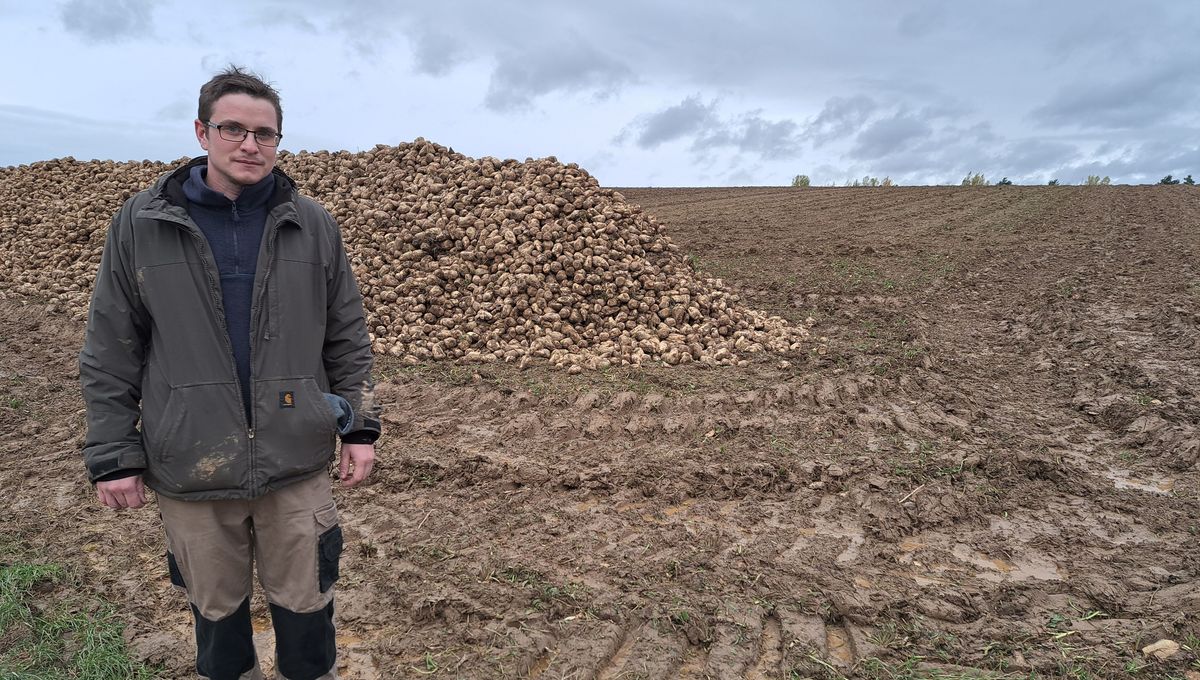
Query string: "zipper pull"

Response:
xmin=248 ymin=428 xmax=255 ymax=440
xmin=232 ymin=203 xmax=239 ymax=221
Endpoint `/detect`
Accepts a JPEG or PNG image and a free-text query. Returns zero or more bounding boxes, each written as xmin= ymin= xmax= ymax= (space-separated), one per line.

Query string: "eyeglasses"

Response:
xmin=204 ymin=121 xmax=283 ymax=147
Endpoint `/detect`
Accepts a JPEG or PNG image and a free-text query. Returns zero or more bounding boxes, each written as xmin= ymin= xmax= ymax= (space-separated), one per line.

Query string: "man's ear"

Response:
xmin=194 ymin=119 xmax=210 ymax=151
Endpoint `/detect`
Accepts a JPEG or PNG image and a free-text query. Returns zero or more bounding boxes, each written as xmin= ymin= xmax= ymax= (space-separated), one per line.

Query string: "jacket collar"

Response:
xmin=142 ymin=157 xmax=303 ymax=228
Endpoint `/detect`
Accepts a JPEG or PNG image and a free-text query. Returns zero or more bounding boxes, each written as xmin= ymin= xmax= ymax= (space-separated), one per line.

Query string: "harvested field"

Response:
xmin=2 ymin=181 xmax=1199 ymax=678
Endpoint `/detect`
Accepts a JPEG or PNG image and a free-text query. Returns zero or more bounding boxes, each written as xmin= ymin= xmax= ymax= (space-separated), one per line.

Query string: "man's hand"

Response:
xmin=96 ymin=475 xmax=147 ymax=510
xmin=338 ymin=444 xmax=375 ymax=487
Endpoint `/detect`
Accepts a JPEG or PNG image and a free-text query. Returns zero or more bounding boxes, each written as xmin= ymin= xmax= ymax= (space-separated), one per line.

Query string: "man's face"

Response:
xmin=194 ymin=93 xmax=280 ymax=198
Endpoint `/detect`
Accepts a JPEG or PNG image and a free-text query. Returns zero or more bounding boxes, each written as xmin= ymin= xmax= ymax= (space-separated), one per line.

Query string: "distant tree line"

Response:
xmin=790 ymin=174 xmax=895 ymax=187
xmin=789 ymin=171 xmax=1200 ymax=187
xmin=1159 ymin=174 xmax=1195 ymax=184
xmin=845 ymin=176 xmax=894 ymax=187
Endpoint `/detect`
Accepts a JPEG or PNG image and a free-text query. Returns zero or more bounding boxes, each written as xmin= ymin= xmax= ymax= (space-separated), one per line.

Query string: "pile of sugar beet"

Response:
xmin=0 ymin=139 xmax=806 ymax=370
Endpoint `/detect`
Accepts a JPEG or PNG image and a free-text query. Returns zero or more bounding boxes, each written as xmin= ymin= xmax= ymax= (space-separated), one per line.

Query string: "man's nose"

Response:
xmin=239 ymin=135 xmax=262 ymax=152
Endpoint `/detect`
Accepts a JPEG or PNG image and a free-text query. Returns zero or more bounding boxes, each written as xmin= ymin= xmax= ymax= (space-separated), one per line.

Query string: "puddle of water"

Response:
xmin=1058 ymin=445 xmax=1177 ymax=496
xmin=951 ymin=544 xmax=1065 ymax=582
xmin=907 ymin=553 xmax=972 ymax=586
xmin=912 ymin=573 xmax=955 ymax=587
xmin=1105 ymin=468 xmax=1175 ymax=494
xmin=252 ymin=615 xmax=271 ymax=634
xmin=338 ymin=633 xmax=364 ymax=646
xmin=527 ymin=653 xmax=551 ymax=677
xmin=826 ymin=627 xmax=853 ymax=666
xmin=836 ymin=535 xmax=865 ymax=565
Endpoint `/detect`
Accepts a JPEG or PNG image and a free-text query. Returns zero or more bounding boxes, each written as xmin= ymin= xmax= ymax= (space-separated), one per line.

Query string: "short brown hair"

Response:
xmin=198 ymin=65 xmax=283 ymax=131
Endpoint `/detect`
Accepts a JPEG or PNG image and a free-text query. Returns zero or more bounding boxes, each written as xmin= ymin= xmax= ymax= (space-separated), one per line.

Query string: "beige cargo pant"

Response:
xmin=158 ymin=472 xmax=342 ymax=680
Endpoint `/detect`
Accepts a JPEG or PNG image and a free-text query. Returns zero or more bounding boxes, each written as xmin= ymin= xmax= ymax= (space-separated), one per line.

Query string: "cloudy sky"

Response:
xmin=3 ymin=1 xmax=1200 ymax=186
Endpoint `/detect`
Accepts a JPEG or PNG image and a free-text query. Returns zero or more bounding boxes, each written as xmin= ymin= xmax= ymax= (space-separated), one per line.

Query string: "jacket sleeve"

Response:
xmin=79 ymin=200 xmax=152 ymax=481
xmin=319 ymin=207 xmax=382 ymax=443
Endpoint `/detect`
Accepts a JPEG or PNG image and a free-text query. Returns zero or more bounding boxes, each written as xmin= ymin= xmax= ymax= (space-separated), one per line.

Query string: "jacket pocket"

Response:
xmin=149 ymin=382 xmax=248 ymax=493
xmin=315 ymin=502 xmax=342 ymax=593
xmin=254 ymin=377 xmax=337 ymax=483
xmin=143 ymin=388 xmax=182 ymax=462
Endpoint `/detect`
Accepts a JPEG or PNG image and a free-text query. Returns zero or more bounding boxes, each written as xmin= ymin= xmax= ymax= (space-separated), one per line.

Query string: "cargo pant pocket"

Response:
xmin=315 ymin=503 xmax=342 ymax=593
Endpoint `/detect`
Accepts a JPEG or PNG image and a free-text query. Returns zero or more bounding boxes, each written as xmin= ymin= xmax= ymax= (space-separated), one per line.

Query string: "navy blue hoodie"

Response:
xmin=182 ymin=164 xmax=273 ymax=418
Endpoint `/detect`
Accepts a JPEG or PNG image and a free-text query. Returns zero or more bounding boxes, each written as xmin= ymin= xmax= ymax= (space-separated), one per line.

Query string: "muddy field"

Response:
xmin=2 ymin=185 xmax=1198 ymax=678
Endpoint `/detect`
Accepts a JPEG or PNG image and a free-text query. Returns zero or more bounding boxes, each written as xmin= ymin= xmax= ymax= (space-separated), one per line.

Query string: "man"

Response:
xmin=79 ymin=66 xmax=380 ymax=680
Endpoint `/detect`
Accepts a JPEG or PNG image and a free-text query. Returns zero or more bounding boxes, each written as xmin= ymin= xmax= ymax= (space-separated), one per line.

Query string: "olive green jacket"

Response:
xmin=80 ymin=158 xmax=380 ymax=500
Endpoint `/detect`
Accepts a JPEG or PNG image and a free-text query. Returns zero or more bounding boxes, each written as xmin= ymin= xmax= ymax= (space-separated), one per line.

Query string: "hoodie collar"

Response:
xmin=182 ymin=163 xmax=275 ymax=212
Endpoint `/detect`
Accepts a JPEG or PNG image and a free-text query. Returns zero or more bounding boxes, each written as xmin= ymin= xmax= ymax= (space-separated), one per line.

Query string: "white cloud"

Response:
xmin=59 ymin=0 xmax=154 ymax=42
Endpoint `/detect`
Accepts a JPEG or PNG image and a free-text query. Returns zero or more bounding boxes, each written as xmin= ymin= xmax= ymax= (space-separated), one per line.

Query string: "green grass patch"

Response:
xmin=830 ymin=258 xmax=885 ymax=291
xmin=0 ymin=544 xmax=159 ymax=679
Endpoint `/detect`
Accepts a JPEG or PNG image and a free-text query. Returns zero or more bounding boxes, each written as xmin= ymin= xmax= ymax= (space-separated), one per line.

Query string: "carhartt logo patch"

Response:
xmin=279 ymin=391 xmax=296 ymax=408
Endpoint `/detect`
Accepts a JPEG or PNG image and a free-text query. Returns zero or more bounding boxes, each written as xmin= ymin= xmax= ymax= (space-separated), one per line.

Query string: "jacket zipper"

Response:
xmin=231 ymin=202 xmax=240 ymax=272
xmin=177 ymin=221 xmax=256 ymax=493
xmin=227 ymin=201 xmax=258 ymax=490
xmin=247 ymin=212 xmax=285 ymax=493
